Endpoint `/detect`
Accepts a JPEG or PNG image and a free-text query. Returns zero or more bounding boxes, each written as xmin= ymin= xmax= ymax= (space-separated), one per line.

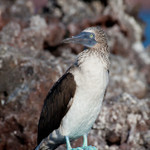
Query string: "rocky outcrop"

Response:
xmin=0 ymin=0 xmax=149 ymax=150
xmin=90 ymin=93 xmax=150 ymax=150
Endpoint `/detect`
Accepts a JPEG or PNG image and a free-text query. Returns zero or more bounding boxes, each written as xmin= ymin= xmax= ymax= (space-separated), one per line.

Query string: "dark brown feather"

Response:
xmin=37 ymin=72 xmax=76 ymax=144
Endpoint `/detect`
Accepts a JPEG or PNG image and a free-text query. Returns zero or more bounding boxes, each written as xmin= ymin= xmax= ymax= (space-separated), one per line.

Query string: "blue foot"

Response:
xmin=82 ymin=135 xmax=88 ymax=147
xmin=82 ymin=146 xmax=98 ymax=150
xmin=72 ymin=146 xmax=97 ymax=150
xmin=65 ymin=135 xmax=97 ymax=150
xmin=72 ymin=147 xmax=83 ymax=150
xmin=65 ymin=136 xmax=72 ymax=150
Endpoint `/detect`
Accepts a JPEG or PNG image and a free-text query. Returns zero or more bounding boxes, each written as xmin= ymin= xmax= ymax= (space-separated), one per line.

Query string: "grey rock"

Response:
xmin=107 ymin=55 xmax=147 ymax=99
xmin=0 ymin=0 xmax=149 ymax=150
xmin=89 ymin=93 xmax=150 ymax=150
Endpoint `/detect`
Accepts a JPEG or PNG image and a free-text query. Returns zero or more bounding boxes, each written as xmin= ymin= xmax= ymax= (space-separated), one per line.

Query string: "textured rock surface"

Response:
xmin=0 ymin=0 xmax=149 ymax=150
xmin=90 ymin=93 xmax=150 ymax=150
xmin=107 ymin=55 xmax=147 ymax=99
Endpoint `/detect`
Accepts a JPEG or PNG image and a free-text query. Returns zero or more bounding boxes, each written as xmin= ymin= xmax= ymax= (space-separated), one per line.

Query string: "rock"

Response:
xmin=89 ymin=93 xmax=150 ymax=150
xmin=30 ymin=15 xmax=47 ymax=31
xmin=31 ymin=0 xmax=48 ymax=12
xmin=45 ymin=21 xmax=66 ymax=46
xmin=57 ymin=0 xmax=103 ymax=24
xmin=18 ymin=15 xmax=48 ymax=50
xmin=9 ymin=0 xmax=34 ymax=20
xmin=0 ymin=43 xmax=68 ymax=150
xmin=0 ymin=0 xmax=149 ymax=150
xmin=0 ymin=10 xmax=6 ymax=31
xmin=135 ymin=46 xmax=150 ymax=87
xmin=0 ymin=22 xmax=21 ymax=44
xmin=107 ymin=55 xmax=147 ymax=99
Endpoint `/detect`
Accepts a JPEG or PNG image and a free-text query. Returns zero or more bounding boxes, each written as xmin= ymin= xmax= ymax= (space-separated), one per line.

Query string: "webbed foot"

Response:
xmin=65 ymin=135 xmax=97 ymax=150
xmin=72 ymin=146 xmax=97 ymax=150
xmin=81 ymin=146 xmax=97 ymax=150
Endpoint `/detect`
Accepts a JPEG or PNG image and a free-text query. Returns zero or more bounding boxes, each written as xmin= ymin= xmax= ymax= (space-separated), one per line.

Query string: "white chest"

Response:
xmin=60 ymin=55 xmax=109 ymax=139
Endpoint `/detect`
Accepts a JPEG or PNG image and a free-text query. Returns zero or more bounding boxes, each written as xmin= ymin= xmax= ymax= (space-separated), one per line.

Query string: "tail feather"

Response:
xmin=34 ymin=143 xmax=60 ymax=150
xmin=35 ymin=130 xmax=65 ymax=150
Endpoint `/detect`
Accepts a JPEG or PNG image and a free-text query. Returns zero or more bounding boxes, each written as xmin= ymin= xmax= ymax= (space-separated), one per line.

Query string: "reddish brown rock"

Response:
xmin=0 ymin=43 xmax=66 ymax=149
xmin=45 ymin=21 xmax=66 ymax=46
xmin=88 ymin=93 xmax=150 ymax=150
xmin=18 ymin=15 xmax=48 ymax=50
xmin=0 ymin=0 xmax=149 ymax=150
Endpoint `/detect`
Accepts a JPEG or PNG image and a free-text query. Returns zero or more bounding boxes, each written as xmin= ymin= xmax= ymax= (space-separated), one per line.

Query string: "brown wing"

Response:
xmin=37 ymin=72 xmax=76 ymax=144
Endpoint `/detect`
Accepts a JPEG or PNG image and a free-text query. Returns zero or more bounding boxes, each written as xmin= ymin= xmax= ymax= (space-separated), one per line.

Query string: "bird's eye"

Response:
xmin=90 ymin=34 xmax=93 ymax=38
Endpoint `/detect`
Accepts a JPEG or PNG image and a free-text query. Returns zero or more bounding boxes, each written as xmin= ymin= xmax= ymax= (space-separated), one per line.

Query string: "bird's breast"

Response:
xmin=60 ymin=56 xmax=109 ymax=139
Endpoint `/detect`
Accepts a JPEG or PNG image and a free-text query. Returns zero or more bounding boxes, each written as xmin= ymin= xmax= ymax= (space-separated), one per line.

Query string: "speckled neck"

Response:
xmin=77 ymin=45 xmax=110 ymax=70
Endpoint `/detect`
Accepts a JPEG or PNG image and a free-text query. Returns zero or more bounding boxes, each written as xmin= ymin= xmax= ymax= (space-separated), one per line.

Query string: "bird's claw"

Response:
xmin=72 ymin=147 xmax=83 ymax=150
xmin=71 ymin=146 xmax=97 ymax=150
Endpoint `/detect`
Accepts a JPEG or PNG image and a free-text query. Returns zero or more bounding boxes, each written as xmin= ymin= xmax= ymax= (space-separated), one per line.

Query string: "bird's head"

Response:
xmin=63 ymin=26 xmax=108 ymax=49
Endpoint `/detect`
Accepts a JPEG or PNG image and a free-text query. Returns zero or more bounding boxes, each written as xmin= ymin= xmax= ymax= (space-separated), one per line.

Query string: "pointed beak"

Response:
xmin=62 ymin=33 xmax=86 ymax=44
xmin=62 ymin=32 xmax=97 ymax=48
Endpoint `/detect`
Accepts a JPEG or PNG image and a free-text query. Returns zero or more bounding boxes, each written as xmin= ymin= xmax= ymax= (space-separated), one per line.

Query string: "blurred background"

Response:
xmin=0 ymin=0 xmax=150 ymax=150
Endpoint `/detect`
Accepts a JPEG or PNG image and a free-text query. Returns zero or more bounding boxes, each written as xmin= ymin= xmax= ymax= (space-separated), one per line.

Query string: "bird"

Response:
xmin=35 ymin=26 xmax=110 ymax=150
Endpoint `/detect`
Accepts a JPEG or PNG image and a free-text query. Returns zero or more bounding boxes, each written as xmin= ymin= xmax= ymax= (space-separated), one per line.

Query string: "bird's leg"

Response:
xmin=65 ymin=136 xmax=72 ymax=150
xmin=82 ymin=134 xmax=88 ymax=147
xmin=81 ymin=134 xmax=98 ymax=150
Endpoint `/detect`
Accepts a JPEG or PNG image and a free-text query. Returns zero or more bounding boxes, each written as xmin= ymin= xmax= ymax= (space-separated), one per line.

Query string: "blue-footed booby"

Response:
xmin=35 ymin=26 xmax=110 ymax=150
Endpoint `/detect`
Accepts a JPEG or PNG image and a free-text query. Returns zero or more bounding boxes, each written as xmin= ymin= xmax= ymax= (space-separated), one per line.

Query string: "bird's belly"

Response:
xmin=60 ymin=67 xmax=108 ymax=139
xmin=62 ymin=95 xmax=101 ymax=139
